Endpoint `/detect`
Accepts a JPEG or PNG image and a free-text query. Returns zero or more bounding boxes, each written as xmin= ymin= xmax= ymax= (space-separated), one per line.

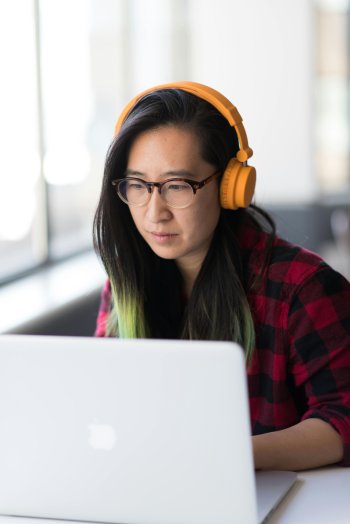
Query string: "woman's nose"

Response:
xmin=145 ymin=187 xmax=172 ymax=223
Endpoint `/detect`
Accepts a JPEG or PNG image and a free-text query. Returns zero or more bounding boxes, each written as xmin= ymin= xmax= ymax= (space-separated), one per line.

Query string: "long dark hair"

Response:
xmin=93 ymin=89 xmax=275 ymax=363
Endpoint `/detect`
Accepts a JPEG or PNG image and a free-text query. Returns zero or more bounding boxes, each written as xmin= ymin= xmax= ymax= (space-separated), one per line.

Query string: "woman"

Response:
xmin=93 ymin=83 xmax=350 ymax=471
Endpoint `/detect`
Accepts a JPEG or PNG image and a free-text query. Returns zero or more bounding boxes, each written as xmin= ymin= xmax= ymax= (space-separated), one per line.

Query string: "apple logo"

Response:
xmin=88 ymin=418 xmax=117 ymax=450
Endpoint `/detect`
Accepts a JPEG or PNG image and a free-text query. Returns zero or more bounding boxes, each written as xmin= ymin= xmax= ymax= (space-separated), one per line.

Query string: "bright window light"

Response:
xmin=0 ymin=1 xmax=40 ymax=242
xmin=44 ymin=145 xmax=91 ymax=186
xmin=40 ymin=0 xmax=94 ymax=186
xmin=0 ymin=186 xmax=36 ymax=242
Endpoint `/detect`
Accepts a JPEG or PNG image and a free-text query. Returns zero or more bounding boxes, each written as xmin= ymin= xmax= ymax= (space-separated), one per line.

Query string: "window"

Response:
xmin=0 ymin=1 xmax=44 ymax=281
xmin=0 ymin=0 xmax=128 ymax=283
xmin=315 ymin=0 xmax=350 ymax=191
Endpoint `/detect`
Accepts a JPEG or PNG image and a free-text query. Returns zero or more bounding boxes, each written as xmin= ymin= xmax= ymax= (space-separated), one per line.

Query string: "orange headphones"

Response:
xmin=114 ymin=81 xmax=256 ymax=211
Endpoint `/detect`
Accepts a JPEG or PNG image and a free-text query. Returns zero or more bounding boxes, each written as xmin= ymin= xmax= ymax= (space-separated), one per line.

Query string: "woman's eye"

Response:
xmin=130 ymin=183 xmax=144 ymax=190
xmin=168 ymin=184 xmax=186 ymax=191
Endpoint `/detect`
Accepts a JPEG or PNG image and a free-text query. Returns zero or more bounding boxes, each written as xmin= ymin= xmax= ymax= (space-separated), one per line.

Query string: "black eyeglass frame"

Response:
xmin=111 ymin=171 xmax=221 ymax=208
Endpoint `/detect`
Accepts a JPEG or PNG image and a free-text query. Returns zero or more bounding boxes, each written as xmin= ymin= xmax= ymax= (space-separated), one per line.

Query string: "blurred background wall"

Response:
xmin=1 ymin=0 xmax=350 ymax=334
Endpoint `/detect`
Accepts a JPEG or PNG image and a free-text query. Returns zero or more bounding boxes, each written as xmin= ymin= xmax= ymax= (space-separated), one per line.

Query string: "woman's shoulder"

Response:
xmin=100 ymin=279 xmax=112 ymax=308
xmin=240 ymin=221 xmax=327 ymax=287
xmin=94 ymin=279 xmax=112 ymax=337
xmin=269 ymin=236 xmax=326 ymax=284
xmin=240 ymin=220 xmax=350 ymax=316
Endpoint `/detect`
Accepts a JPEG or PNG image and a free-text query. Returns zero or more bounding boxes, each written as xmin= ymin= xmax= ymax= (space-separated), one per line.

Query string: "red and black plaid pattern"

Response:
xmin=241 ymin=224 xmax=350 ymax=466
xmin=95 ymin=222 xmax=350 ymax=466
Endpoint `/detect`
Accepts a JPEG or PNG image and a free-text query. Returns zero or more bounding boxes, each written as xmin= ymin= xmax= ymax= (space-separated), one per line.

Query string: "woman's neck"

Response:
xmin=177 ymin=262 xmax=201 ymax=300
xmin=175 ymin=244 xmax=211 ymax=300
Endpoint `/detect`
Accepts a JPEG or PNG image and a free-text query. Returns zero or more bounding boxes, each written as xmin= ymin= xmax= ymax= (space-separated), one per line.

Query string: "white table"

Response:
xmin=0 ymin=466 xmax=349 ymax=524
xmin=267 ymin=465 xmax=350 ymax=524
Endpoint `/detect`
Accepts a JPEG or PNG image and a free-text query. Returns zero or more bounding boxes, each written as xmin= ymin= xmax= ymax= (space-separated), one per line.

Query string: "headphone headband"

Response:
xmin=114 ymin=81 xmax=253 ymax=163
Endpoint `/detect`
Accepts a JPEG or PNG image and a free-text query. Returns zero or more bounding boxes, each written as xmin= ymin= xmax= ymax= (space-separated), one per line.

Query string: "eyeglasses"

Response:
xmin=111 ymin=171 xmax=221 ymax=209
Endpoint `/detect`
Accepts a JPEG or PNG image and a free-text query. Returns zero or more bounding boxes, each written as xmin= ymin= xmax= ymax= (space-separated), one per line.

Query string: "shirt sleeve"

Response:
xmin=287 ymin=264 xmax=350 ymax=467
xmin=94 ymin=279 xmax=111 ymax=337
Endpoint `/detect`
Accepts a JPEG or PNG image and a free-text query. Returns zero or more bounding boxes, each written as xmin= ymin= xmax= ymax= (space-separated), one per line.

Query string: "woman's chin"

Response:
xmin=146 ymin=240 xmax=185 ymax=260
xmin=151 ymin=246 xmax=182 ymax=260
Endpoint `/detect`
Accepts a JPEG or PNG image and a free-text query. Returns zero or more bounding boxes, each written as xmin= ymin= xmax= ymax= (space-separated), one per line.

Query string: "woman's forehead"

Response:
xmin=127 ymin=127 xmax=205 ymax=175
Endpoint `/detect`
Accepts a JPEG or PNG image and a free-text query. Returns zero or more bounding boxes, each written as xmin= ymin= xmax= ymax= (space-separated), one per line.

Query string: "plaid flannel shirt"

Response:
xmin=95 ymin=222 xmax=350 ymax=466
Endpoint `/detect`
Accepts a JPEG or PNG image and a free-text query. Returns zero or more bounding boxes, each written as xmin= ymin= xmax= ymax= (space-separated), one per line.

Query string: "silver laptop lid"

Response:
xmin=0 ymin=335 xmax=258 ymax=524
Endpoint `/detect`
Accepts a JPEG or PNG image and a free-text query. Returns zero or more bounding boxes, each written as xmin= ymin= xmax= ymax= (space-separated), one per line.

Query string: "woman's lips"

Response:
xmin=150 ymin=232 xmax=178 ymax=243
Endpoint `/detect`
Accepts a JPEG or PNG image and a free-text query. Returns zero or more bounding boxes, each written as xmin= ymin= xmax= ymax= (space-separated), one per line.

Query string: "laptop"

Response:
xmin=0 ymin=335 xmax=296 ymax=524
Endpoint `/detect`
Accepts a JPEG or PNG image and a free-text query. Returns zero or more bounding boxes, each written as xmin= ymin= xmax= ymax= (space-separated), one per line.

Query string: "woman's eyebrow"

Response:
xmin=124 ymin=169 xmax=197 ymax=178
xmin=165 ymin=170 xmax=196 ymax=178
xmin=124 ymin=169 xmax=144 ymax=177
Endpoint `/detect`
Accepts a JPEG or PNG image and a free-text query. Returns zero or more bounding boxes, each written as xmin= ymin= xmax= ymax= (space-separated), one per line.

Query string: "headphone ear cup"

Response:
xmin=220 ymin=158 xmax=256 ymax=210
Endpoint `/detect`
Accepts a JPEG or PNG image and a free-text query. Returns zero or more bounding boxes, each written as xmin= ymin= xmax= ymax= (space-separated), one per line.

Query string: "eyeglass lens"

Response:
xmin=117 ymin=179 xmax=194 ymax=208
